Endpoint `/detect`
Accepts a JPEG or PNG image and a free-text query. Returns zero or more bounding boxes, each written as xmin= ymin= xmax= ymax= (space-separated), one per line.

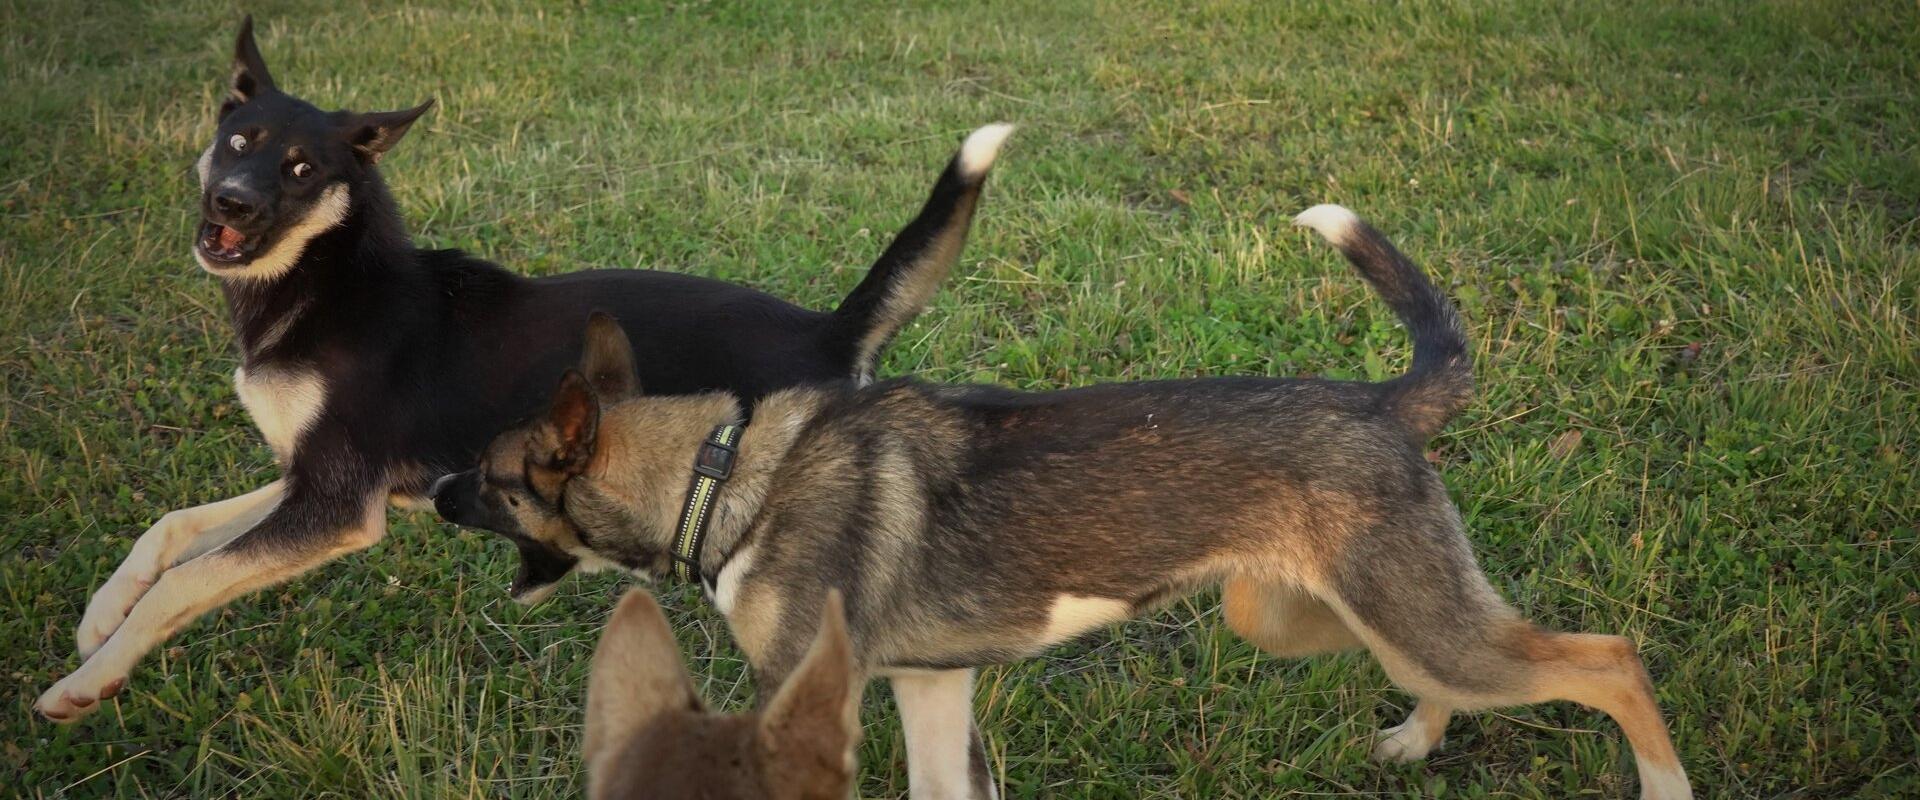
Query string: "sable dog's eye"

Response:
xmin=228 ymin=133 xmax=248 ymax=152
xmin=290 ymin=162 xmax=313 ymax=178
xmin=507 ymin=495 xmax=520 ymax=508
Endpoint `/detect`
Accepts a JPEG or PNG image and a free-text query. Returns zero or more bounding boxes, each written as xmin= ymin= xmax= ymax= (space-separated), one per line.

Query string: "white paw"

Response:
xmin=76 ymin=574 xmax=152 ymax=657
xmin=1639 ymin=762 xmax=1694 ymax=800
xmin=35 ymin=670 xmax=128 ymax=723
xmin=1371 ymin=721 xmax=1442 ymax=763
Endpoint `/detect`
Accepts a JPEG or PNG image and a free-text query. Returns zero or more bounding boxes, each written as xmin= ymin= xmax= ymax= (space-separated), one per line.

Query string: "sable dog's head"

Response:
xmin=584 ymin=590 xmax=861 ymax=800
xmin=433 ymin=312 xmax=730 ymax=601
xmin=194 ymin=16 xmax=432 ymax=280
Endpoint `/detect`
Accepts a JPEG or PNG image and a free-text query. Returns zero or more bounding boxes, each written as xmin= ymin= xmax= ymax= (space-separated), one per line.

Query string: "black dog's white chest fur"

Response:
xmin=233 ymin=365 xmax=326 ymax=462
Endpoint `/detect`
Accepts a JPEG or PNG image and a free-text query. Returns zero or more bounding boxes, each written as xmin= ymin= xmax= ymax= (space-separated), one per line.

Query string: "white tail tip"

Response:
xmin=957 ymin=123 xmax=1016 ymax=179
xmin=1294 ymin=204 xmax=1362 ymax=247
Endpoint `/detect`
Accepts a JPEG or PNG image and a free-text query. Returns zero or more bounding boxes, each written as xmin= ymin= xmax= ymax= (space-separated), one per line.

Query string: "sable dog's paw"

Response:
xmin=1371 ymin=721 xmax=1443 ymax=763
xmin=35 ymin=670 xmax=128 ymax=723
xmin=1370 ymin=704 xmax=1451 ymax=763
xmin=76 ymin=573 xmax=153 ymax=657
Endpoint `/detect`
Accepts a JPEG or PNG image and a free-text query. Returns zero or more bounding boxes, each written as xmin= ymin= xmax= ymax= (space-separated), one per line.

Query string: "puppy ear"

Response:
xmin=344 ymin=99 xmax=435 ymax=164
xmin=759 ymin=590 xmax=862 ymax=791
xmin=545 ymin=370 xmax=600 ymax=471
xmin=580 ymin=312 xmax=641 ymax=398
xmin=224 ymin=15 xmax=276 ymax=116
xmin=585 ymin=591 xmax=703 ymax=788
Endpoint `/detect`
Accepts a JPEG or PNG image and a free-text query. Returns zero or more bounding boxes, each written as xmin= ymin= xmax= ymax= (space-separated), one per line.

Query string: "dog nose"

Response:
xmin=211 ymin=188 xmax=263 ymax=223
xmin=430 ymin=473 xmax=469 ymax=524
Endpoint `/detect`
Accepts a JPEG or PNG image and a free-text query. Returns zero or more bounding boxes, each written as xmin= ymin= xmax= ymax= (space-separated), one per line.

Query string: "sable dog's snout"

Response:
xmin=430 ymin=471 xmax=476 ymax=525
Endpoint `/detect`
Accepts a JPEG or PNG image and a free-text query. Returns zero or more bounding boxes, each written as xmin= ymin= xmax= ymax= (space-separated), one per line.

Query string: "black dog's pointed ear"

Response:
xmin=546 ymin=370 xmax=600 ymax=472
xmin=228 ymin=15 xmax=276 ymax=107
xmin=345 ymin=99 xmax=435 ymax=164
xmin=580 ymin=312 xmax=641 ymax=399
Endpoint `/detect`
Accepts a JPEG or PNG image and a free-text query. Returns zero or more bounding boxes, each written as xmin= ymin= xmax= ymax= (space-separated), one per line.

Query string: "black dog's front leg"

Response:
xmin=74 ymin=479 xmax=288 ymax=657
xmin=38 ymin=449 xmax=387 ymax=723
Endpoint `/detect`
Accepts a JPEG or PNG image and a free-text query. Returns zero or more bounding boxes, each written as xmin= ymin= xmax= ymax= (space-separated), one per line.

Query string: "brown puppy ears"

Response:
xmin=579 ymin=312 xmax=641 ymax=399
xmin=584 ymin=591 xmax=703 ymax=787
xmin=227 ymin=15 xmax=276 ymax=111
xmin=759 ymin=590 xmax=863 ymax=792
xmin=545 ymin=370 xmax=599 ymax=471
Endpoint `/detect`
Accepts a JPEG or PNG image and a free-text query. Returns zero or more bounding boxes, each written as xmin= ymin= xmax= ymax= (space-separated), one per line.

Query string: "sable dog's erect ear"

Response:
xmin=345 ymin=99 xmax=435 ymax=164
xmin=580 ymin=312 xmax=641 ymax=398
xmin=546 ymin=370 xmax=600 ymax=471
xmin=760 ymin=590 xmax=862 ymax=789
xmin=225 ymin=15 xmax=275 ymax=112
xmin=585 ymin=591 xmax=701 ymax=784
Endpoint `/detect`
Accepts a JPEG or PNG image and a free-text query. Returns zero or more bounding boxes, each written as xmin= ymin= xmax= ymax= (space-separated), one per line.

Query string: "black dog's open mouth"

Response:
xmin=197 ymin=221 xmax=259 ymax=265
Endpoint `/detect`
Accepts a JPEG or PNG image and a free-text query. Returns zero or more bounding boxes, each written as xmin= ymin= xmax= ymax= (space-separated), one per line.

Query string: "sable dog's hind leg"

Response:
xmin=1222 ymin=575 xmax=1362 ymax=658
xmin=1219 ymin=576 xmax=1456 ymax=760
xmin=38 ymin=479 xmax=384 ymax=723
xmin=1313 ymin=519 xmax=1692 ymax=800
xmin=1222 ymin=575 xmax=1459 ymax=761
xmin=76 ymin=480 xmax=286 ymax=657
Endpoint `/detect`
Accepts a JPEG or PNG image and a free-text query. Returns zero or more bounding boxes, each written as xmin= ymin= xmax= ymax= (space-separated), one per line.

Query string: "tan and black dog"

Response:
xmin=585 ymin=589 xmax=860 ymax=800
xmin=36 ymin=15 xmax=1012 ymax=723
xmin=435 ymin=206 xmax=1692 ymax=799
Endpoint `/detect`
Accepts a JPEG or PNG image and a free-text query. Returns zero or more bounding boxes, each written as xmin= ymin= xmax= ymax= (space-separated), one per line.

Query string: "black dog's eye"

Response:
xmin=228 ymin=133 xmax=248 ymax=153
xmin=290 ymin=162 xmax=313 ymax=179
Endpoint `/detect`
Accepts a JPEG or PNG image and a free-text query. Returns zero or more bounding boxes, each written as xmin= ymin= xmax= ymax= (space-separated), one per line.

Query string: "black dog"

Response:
xmin=35 ymin=16 xmax=1012 ymax=723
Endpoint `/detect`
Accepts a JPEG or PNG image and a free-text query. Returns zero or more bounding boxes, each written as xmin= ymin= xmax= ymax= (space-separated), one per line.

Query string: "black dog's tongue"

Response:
xmin=215 ymin=225 xmax=246 ymax=250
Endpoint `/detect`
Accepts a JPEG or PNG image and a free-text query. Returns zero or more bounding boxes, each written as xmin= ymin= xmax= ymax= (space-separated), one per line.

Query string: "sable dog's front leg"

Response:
xmin=37 ymin=486 xmax=384 ymax=723
xmin=76 ymin=480 xmax=286 ymax=656
xmin=893 ymin=669 xmax=998 ymax=800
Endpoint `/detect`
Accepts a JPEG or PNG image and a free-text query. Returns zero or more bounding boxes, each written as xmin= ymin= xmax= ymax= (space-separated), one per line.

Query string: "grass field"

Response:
xmin=4 ymin=0 xmax=1917 ymax=796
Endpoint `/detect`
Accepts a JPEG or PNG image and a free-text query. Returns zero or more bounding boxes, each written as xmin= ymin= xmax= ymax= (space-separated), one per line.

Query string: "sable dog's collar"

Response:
xmin=670 ymin=424 xmax=742 ymax=583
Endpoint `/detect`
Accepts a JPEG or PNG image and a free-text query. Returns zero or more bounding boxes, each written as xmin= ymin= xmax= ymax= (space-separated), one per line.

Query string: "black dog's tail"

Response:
xmin=828 ymin=123 xmax=1014 ymax=384
xmin=1295 ymin=204 xmax=1473 ymax=440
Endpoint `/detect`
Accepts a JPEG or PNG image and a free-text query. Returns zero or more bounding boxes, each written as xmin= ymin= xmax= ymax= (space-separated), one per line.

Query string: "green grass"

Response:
xmin=4 ymin=0 xmax=1916 ymax=796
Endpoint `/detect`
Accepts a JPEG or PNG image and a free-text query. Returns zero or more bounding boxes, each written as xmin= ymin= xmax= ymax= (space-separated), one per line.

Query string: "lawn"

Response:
xmin=3 ymin=0 xmax=1916 ymax=797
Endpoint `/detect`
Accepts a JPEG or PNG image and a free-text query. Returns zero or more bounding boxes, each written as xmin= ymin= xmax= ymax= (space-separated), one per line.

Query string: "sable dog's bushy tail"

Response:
xmin=1296 ymin=205 xmax=1472 ymax=440
xmin=829 ymin=123 xmax=1015 ymax=383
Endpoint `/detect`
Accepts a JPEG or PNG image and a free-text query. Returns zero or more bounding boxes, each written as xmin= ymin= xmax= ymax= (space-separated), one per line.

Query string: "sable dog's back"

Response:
xmin=754 ymin=377 xmax=1448 ymax=633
